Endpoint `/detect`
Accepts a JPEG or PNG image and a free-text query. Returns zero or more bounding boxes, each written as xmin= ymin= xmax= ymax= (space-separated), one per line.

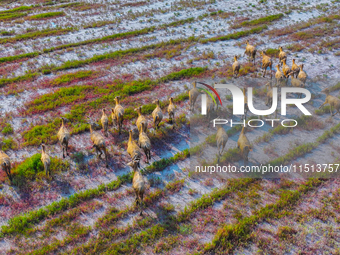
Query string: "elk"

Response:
xmin=134 ymin=106 xmax=148 ymax=133
xmin=189 ymin=81 xmax=200 ymax=111
xmin=88 ymin=118 xmax=108 ymax=167
xmin=112 ymin=96 xmax=124 ymax=135
xmin=288 ymin=72 xmax=305 ymax=98
xmin=41 ymin=144 xmax=51 ymax=177
xmin=167 ymin=97 xmax=175 ymax=124
xmin=278 ymin=46 xmax=287 ymax=67
xmin=298 ymin=64 xmax=307 ymax=84
xmin=213 ymin=82 xmax=221 ymax=111
xmin=275 ymin=64 xmax=284 ymax=87
xmin=216 ymin=125 xmax=228 ymax=156
xmin=127 ymin=130 xmax=142 ymax=167
xmin=232 ymin=55 xmax=240 ymax=78
xmin=260 ymin=51 xmax=273 ymax=79
xmin=202 ymin=90 xmax=215 ymax=122
xmin=138 ymin=123 xmax=151 ymax=164
xmin=291 ymin=59 xmax=300 ymax=78
xmin=127 ymin=157 xmax=145 ymax=216
xmin=152 ymin=99 xmax=163 ymax=130
xmin=242 ymin=88 xmax=248 ymax=121
xmin=319 ymin=88 xmax=340 ymax=116
xmin=101 ymin=108 xmax=109 ymax=137
xmin=237 ymin=127 xmax=252 ymax=165
xmin=244 ymin=40 xmax=257 ymax=65
xmin=0 ymin=142 xmax=12 ymax=183
xmin=282 ymin=59 xmax=291 ymax=79
xmin=57 ymin=117 xmax=71 ymax=158
xmin=265 ymin=82 xmax=274 ymax=106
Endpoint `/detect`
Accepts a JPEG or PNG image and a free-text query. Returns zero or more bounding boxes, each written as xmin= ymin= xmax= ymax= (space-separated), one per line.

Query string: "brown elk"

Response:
xmin=237 ymin=127 xmax=252 ymax=165
xmin=134 ymin=106 xmax=148 ymax=133
xmin=167 ymin=97 xmax=175 ymax=124
xmin=232 ymin=55 xmax=240 ymax=78
xmin=244 ymin=40 xmax=257 ymax=65
xmin=112 ymin=96 xmax=124 ymax=135
xmin=57 ymin=117 xmax=71 ymax=158
xmin=260 ymin=51 xmax=273 ymax=79
xmin=0 ymin=142 xmax=12 ymax=183
xmin=88 ymin=118 xmax=109 ymax=167
xmin=41 ymin=144 xmax=51 ymax=177
xmin=319 ymin=88 xmax=340 ymax=116
xmin=138 ymin=123 xmax=151 ymax=164
xmin=152 ymin=99 xmax=163 ymax=129
xmin=101 ymin=108 xmax=109 ymax=137
xmin=127 ymin=157 xmax=145 ymax=216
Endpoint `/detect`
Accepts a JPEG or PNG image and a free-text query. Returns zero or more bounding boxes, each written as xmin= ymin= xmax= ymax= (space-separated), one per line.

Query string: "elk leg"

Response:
xmin=139 ymin=192 xmax=144 ymax=216
xmin=94 ymin=146 xmax=100 ymax=157
xmin=330 ymin=105 xmax=333 ymax=116
xmin=103 ymin=147 xmax=108 ymax=167
xmin=135 ymin=190 xmax=139 ymax=205
xmin=4 ymin=167 xmax=12 ymax=183
xmin=66 ymin=142 xmax=69 ymax=156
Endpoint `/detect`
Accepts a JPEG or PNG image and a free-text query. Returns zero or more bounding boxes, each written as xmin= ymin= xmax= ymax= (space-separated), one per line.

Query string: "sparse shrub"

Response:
xmin=11 ymin=153 xmax=69 ymax=186
xmin=165 ymin=179 xmax=185 ymax=194
xmin=277 ymin=226 xmax=297 ymax=240
xmin=159 ymin=202 xmax=175 ymax=212
xmin=42 ymin=69 xmax=51 ymax=75
xmin=1 ymin=123 xmax=13 ymax=135
xmin=148 ymin=174 xmax=163 ymax=187
xmin=188 ymin=188 xmax=198 ymax=195
xmin=1 ymin=137 xmax=18 ymax=151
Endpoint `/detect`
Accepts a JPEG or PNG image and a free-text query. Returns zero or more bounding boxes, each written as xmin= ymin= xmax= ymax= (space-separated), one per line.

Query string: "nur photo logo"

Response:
xmin=200 ymin=83 xmax=312 ymax=116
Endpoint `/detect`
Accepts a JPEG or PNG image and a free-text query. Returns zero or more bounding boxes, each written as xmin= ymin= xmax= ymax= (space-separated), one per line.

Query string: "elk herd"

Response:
xmin=0 ymin=41 xmax=336 ymax=216
xmin=0 ymin=96 xmax=177 ymax=216
xmin=190 ymin=42 xmax=336 ymax=165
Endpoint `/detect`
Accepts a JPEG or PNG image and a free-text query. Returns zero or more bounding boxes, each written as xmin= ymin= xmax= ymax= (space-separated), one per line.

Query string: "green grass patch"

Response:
xmin=317 ymin=122 xmax=340 ymax=144
xmin=265 ymin=48 xmax=280 ymax=57
xmin=0 ymin=6 xmax=32 ymax=14
xmin=315 ymin=105 xmax=330 ymax=115
xmin=232 ymin=13 xmax=284 ymax=28
xmin=0 ymin=72 xmax=38 ymax=88
xmin=0 ymin=52 xmax=39 ymax=64
xmin=27 ymin=11 xmax=65 ymax=20
xmin=165 ymin=179 xmax=185 ymax=193
xmin=0 ymin=12 xmax=27 ymax=21
xmin=1 ymin=123 xmax=13 ymax=135
xmin=268 ymin=142 xmax=316 ymax=166
xmin=201 ymin=25 xmax=268 ymax=43
xmin=158 ymin=17 xmax=195 ymax=29
xmin=24 ymin=86 xmax=91 ymax=114
xmin=177 ymin=178 xmax=255 ymax=222
xmin=50 ymin=70 xmax=96 ymax=86
xmin=0 ymin=137 xmax=18 ymax=151
xmin=0 ymin=28 xmax=74 ymax=45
